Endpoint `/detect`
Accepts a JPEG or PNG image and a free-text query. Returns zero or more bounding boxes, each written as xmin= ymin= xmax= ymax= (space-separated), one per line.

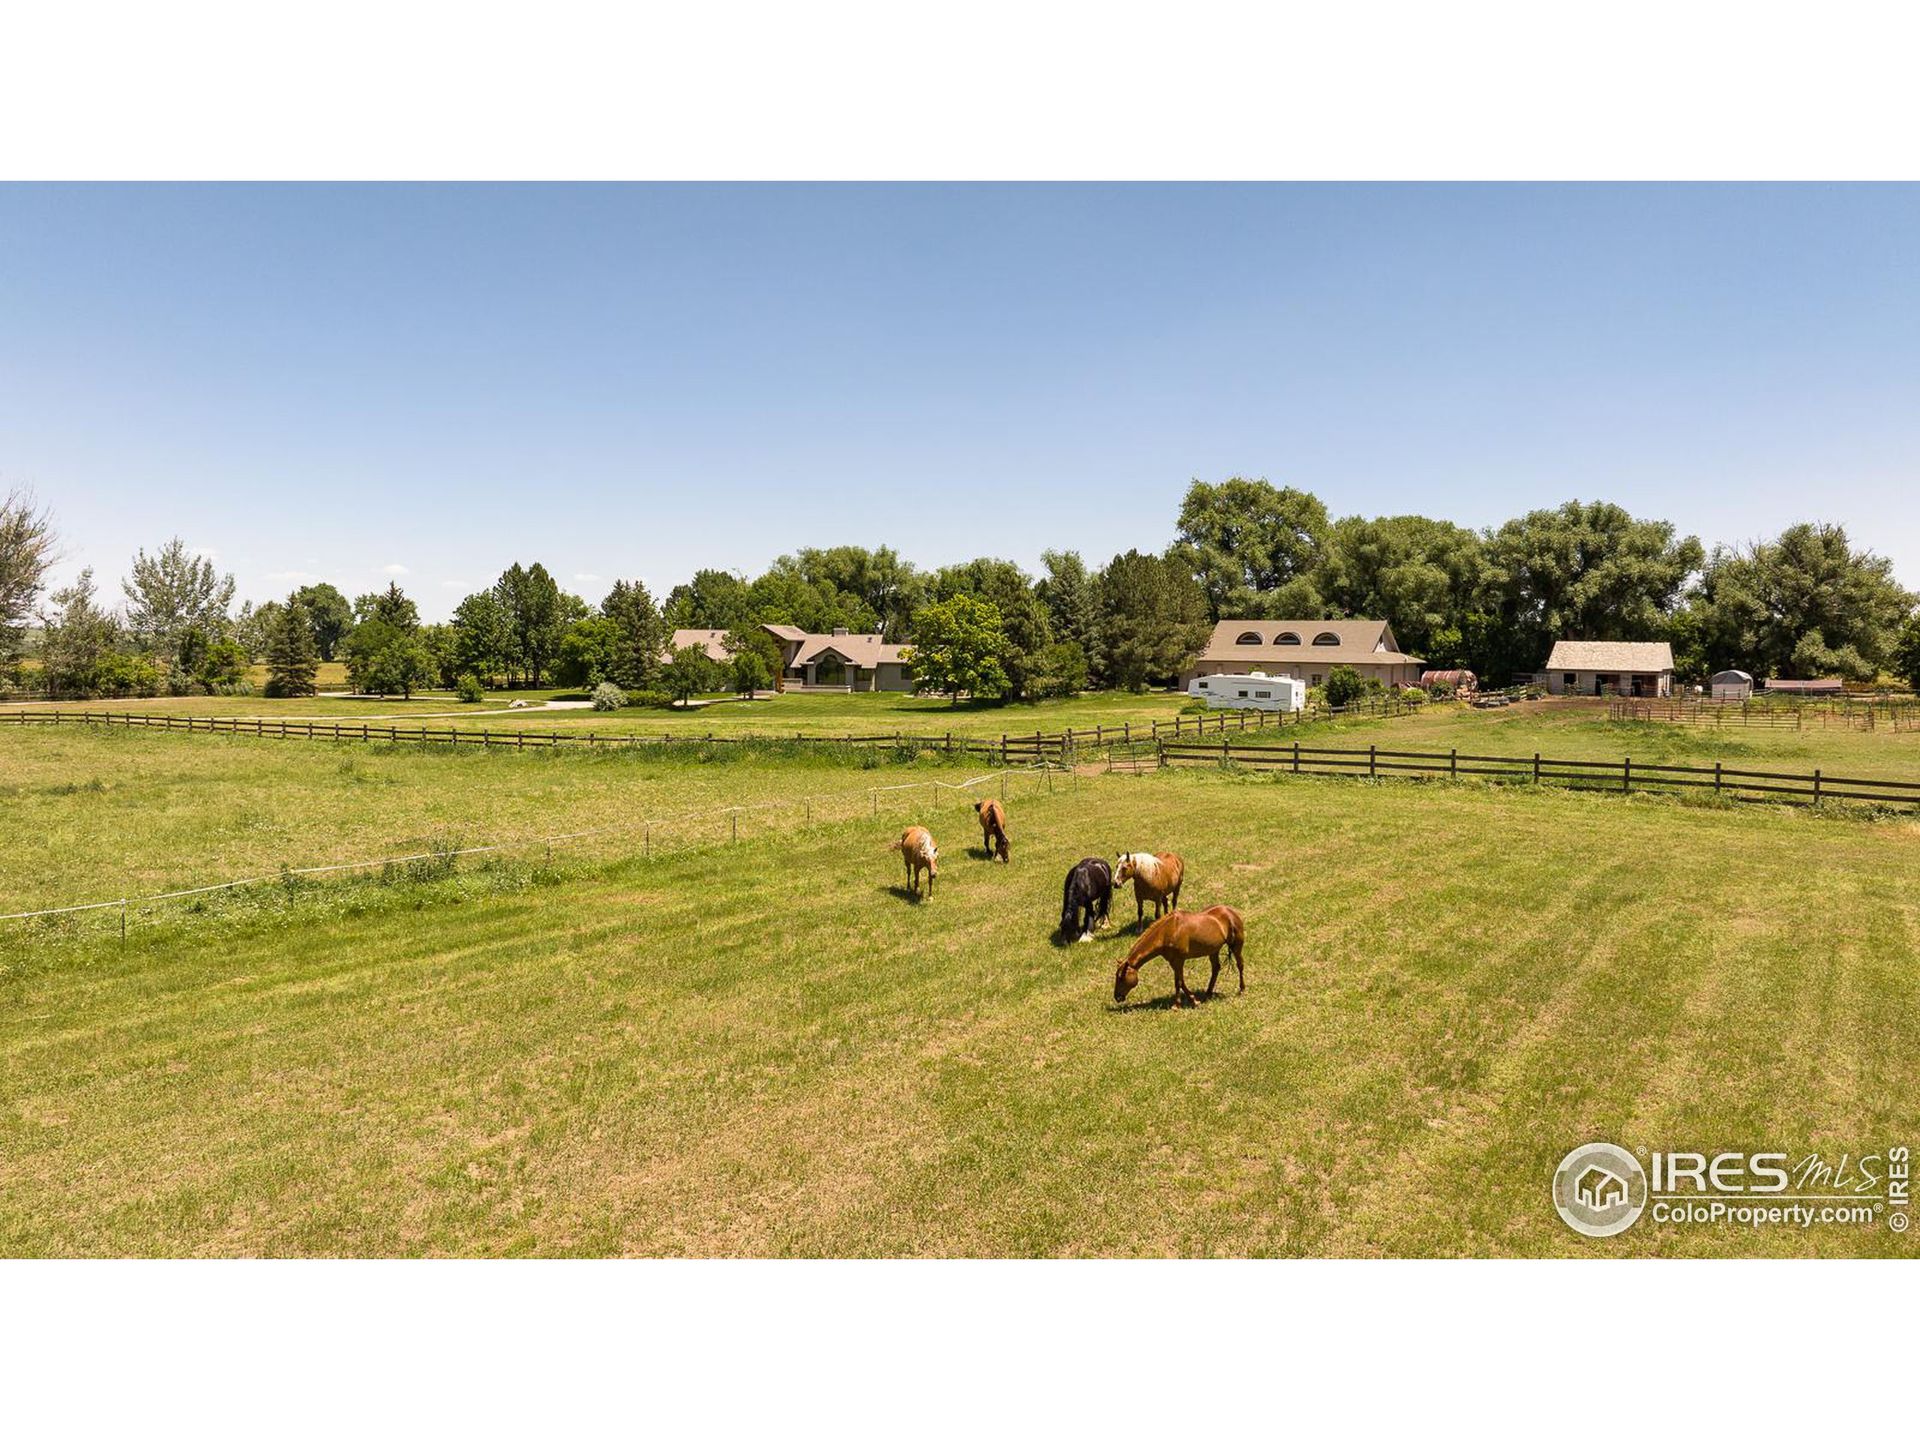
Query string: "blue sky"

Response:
xmin=3 ymin=183 xmax=1916 ymax=619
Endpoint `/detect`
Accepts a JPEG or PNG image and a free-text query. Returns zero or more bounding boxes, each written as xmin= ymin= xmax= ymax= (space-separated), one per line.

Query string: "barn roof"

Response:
xmin=1544 ymin=640 xmax=1674 ymax=672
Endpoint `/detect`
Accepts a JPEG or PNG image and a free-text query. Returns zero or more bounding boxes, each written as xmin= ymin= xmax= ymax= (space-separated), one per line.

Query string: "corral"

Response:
xmin=3 ymin=702 xmax=1918 ymax=1258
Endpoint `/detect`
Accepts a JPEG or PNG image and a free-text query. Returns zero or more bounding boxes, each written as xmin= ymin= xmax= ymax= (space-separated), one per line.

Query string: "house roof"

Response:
xmin=793 ymin=632 xmax=908 ymax=668
xmin=1196 ymin=618 xmax=1422 ymax=668
xmin=1544 ymin=640 xmax=1675 ymax=673
xmin=761 ymin=623 xmax=808 ymax=643
xmin=667 ymin=628 xmax=733 ymax=663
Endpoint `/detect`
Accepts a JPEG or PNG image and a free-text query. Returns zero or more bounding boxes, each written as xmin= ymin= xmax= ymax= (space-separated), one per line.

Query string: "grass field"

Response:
xmin=3 ymin=726 xmax=1917 ymax=1256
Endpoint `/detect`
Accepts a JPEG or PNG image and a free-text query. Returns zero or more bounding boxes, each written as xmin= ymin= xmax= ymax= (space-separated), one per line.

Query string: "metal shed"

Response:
xmin=1710 ymin=669 xmax=1754 ymax=701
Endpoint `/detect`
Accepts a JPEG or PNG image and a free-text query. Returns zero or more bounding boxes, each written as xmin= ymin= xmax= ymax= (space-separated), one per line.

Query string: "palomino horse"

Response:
xmin=1113 ymin=905 xmax=1246 ymax=1008
xmin=891 ymin=825 xmax=939 ymax=897
xmin=973 ymin=799 xmax=1011 ymax=862
xmin=1059 ymin=857 xmax=1112 ymax=942
xmin=1114 ymin=851 xmax=1184 ymax=928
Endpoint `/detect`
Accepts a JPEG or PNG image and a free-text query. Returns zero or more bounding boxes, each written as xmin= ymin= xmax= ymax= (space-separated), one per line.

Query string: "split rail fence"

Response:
xmin=1156 ymin=738 xmax=1920 ymax=809
xmin=1609 ymin=697 xmax=1920 ymax=732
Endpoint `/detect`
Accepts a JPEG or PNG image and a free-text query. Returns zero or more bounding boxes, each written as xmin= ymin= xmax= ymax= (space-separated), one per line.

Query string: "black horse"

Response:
xmin=1059 ymin=857 xmax=1113 ymax=942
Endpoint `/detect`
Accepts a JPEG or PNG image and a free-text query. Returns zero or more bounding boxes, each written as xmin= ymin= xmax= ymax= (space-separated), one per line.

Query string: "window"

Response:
xmin=1311 ymin=674 xmax=1323 ymax=686
xmin=1312 ymin=632 xmax=1340 ymax=646
xmin=1237 ymin=689 xmax=1249 ymax=698
xmin=1276 ymin=632 xmax=1301 ymax=645
xmin=1234 ymin=631 xmax=1263 ymax=645
xmin=1255 ymin=690 xmax=1271 ymax=699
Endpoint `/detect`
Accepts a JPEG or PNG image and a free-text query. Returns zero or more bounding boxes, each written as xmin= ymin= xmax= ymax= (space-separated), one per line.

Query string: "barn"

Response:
xmin=1543 ymin=640 xmax=1674 ymax=698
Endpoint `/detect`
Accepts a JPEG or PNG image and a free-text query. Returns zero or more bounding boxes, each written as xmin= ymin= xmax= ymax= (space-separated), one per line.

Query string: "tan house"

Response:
xmin=1543 ymin=640 xmax=1674 ymax=697
xmin=667 ymin=624 xmax=912 ymax=692
xmin=1183 ymin=619 xmax=1424 ymax=690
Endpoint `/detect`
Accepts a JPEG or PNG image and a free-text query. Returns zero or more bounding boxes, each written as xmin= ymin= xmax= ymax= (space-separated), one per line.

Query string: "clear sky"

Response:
xmin=3 ymin=183 xmax=1916 ymax=620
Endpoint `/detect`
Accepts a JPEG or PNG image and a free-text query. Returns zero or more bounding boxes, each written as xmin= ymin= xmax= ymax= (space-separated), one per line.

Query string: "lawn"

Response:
xmin=3 ymin=729 xmax=1916 ymax=1257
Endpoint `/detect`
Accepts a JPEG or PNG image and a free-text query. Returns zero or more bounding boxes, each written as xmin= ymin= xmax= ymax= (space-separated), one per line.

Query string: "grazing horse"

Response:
xmin=973 ymin=799 xmax=1011 ymax=862
xmin=1114 ymin=851 xmax=1184 ymax=928
xmin=891 ymin=825 xmax=939 ymax=897
xmin=1113 ymin=905 xmax=1246 ymax=1008
xmin=1059 ymin=857 xmax=1113 ymax=942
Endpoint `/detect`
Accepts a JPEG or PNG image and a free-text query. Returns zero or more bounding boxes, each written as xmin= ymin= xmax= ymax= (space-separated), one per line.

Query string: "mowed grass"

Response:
xmin=2 ymin=747 xmax=1917 ymax=1256
xmin=2 ymin=686 xmax=1196 ymax=737
xmin=0 ymin=727 xmax=1008 ymax=912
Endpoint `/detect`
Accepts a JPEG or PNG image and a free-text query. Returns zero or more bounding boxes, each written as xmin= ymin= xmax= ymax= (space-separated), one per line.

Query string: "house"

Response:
xmin=1575 ymin=1165 xmax=1630 ymax=1213
xmin=1543 ymin=640 xmax=1674 ymax=698
xmin=666 ymin=624 xmax=912 ymax=692
xmin=1763 ymin=676 xmax=1844 ymax=696
xmin=1710 ymin=669 xmax=1754 ymax=701
xmin=1182 ymin=619 xmax=1424 ymax=690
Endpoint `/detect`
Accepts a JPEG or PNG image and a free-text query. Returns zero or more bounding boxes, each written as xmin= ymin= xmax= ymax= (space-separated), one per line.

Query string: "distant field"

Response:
xmin=2 ymin=729 xmax=1917 ymax=1257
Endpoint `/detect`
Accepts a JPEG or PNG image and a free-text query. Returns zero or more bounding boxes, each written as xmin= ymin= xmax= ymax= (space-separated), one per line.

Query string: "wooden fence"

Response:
xmin=0 ymin=691 xmax=1426 ymax=764
xmin=1609 ymin=698 xmax=1920 ymax=732
xmin=1157 ymin=738 xmax=1920 ymax=808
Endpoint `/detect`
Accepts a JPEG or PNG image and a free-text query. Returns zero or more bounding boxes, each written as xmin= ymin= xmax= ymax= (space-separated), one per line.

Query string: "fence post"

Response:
xmin=1813 ymin=769 xmax=1821 ymax=805
xmin=1533 ymin=753 xmax=1540 ymax=785
xmin=645 ymin=823 xmax=651 ymax=858
xmin=120 ymin=898 xmax=127 ymax=943
xmin=1369 ymin=744 xmax=1376 ymax=778
xmin=1293 ymin=741 xmax=1301 ymax=774
xmin=732 ymin=811 xmax=738 ymax=843
xmin=1623 ymin=757 xmax=1631 ymax=793
xmin=1451 ymin=748 xmax=1458 ymax=779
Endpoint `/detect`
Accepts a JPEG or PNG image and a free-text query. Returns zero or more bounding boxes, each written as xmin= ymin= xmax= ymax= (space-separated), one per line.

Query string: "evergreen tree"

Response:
xmin=265 ymin=595 xmax=320 ymax=697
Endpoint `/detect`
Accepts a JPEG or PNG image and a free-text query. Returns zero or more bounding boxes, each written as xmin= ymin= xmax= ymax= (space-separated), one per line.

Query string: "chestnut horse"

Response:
xmin=1114 ymin=851 xmax=1184 ymax=928
xmin=1113 ymin=905 xmax=1246 ymax=1008
xmin=891 ymin=825 xmax=939 ymax=897
xmin=973 ymin=799 xmax=1011 ymax=862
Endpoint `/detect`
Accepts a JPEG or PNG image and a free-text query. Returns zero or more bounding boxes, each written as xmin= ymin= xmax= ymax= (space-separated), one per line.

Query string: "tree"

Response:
xmin=1480 ymin=501 xmax=1703 ymax=682
xmin=930 ymin=559 xmax=1053 ymax=700
xmin=1026 ymin=639 xmax=1090 ymax=700
xmin=451 ymin=589 xmax=511 ymax=688
xmin=122 ymin=537 xmax=235 ymax=667
xmin=1037 ymin=549 xmax=1098 ymax=653
xmin=195 ymin=636 xmax=249 ymax=691
xmin=1 ymin=487 xmax=57 ymax=673
xmin=291 ymin=582 xmax=354 ymax=660
xmin=1095 ymin=549 xmax=1210 ymax=691
xmin=1891 ymin=611 xmax=1920 ymax=693
xmin=780 ymin=545 xmax=924 ymax=639
xmin=1320 ymin=515 xmax=1490 ymax=664
xmin=493 ymin=562 xmax=568 ymax=686
xmin=37 ymin=569 xmax=121 ymax=698
xmin=1681 ymin=523 xmax=1911 ymax=681
xmin=723 ymin=625 xmax=783 ymax=694
xmin=354 ymin=580 xmax=419 ymax=632
xmin=601 ymin=578 xmax=669 ymax=691
xmin=662 ymin=568 xmax=753 ymax=633
xmin=663 ymin=643 xmax=721 ymax=706
xmin=343 ymin=617 xmax=434 ymax=697
xmin=554 ymin=616 xmax=623 ymax=688
xmin=905 ymin=593 xmax=1009 ymax=701
xmin=264 ymin=595 xmax=320 ymax=697
xmin=1171 ymin=478 xmax=1331 ymax=621
xmin=232 ymin=599 xmax=282 ymax=661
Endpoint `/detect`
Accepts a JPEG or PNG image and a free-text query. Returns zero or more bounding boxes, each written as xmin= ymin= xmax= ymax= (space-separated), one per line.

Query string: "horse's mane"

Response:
xmin=1119 ymin=852 xmax=1164 ymax=885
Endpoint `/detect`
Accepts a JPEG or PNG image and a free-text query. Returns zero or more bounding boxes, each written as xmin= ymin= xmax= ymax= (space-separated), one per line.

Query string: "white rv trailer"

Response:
xmin=1187 ymin=671 xmax=1306 ymax=713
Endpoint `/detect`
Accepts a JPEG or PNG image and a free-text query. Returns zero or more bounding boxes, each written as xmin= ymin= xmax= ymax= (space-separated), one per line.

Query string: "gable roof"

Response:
xmin=1544 ymin=640 xmax=1674 ymax=673
xmin=761 ymin=623 xmax=808 ymax=643
xmin=1197 ymin=618 xmax=1422 ymax=667
xmin=667 ymin=628 xmax=733 ymax=662
xmin=793 ymin=632 xmax=908 ymax=668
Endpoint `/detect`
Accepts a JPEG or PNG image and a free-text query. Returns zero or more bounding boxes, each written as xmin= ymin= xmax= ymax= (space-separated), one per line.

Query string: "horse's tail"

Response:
xmin=1221 ymin=905 xmax=1245 ymax=953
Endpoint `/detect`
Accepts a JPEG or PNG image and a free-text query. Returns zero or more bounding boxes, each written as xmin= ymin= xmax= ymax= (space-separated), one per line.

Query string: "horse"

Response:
xmin=1113 ymin=905 xmax=1246 ymax=1008
xmin=891 ymin=825 xmax=939 ymax=897
xmin=1059 ymin=857 xmax=1113 ymax=942
xmin=973 ymin=799 xmax=1011 ymax=862
xmin=1114 ymin=851 xmax=1184 ymax=928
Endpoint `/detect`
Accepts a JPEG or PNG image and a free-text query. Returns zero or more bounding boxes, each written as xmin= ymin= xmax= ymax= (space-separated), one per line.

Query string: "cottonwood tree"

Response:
xmin=1320 ymin=514 xmax=1491 ymax=665
xmin=493 ymin=562 xmax=571 ymax=686
xmin=1171 ymin=477 xmax=1332 ymax=621
xmin=554 ymin=616 xmax=623 ymax=688
xmin=122 ymin=537 xmax=235 ymax=667
xmin=1891 ymin=610 xmax=1920 ymax=693
xmin=663 ymin=643 xmax=721 ymax=706
xmin=264 ymin=595 xmax=320 ymax=697
xmin=722 ymin=625 xmax=784 ymax=694
xmin=451 ymin=589 xmax=511 ymax=687
xmin=291 ymin=582 xmax=354 ymax=660
xmin=1681 ymin=523 xmax=1912 ymax=681
xmin=37 ymin=568 xmax=121 ymax=697
xmin=929 ymin=558 xmax=1052 ymax=700
xmin=1 ymin=488 xmax=58 ymax=675
xmin=905 ymin=593 xmax=1008 ymax=701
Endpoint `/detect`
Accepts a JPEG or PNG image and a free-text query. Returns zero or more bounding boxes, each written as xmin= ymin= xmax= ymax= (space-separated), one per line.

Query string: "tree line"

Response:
xmin=4 ymin=479 xmax=1918 ymax=703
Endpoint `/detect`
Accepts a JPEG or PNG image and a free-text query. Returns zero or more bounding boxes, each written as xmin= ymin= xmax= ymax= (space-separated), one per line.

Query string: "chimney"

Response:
xmin=832 ymin=626 xmax=848 ymax=636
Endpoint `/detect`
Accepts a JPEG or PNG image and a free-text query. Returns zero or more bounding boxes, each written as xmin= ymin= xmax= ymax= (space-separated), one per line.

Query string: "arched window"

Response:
xmin=1275 ymin=631 xmax=1302 ymax=645
xmin=1312 ymin=631 xmax=1341 ymax=646
xmin=1234 ymin=631 xmax=1263 ymax=645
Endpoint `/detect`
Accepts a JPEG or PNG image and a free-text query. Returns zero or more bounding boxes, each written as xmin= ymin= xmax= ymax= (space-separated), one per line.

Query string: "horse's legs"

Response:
xmin=1205 ymin=951 xmax=1222 ymax=998
xmin=1169 ymin=956 xmax=1193 ymax=1008
xmin=1232 ymin=937 xmax=1245 ymax=992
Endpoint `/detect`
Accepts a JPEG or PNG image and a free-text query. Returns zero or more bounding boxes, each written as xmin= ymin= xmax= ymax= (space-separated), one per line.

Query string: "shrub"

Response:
xmin=591 ymin=680 xmax=627 ymax=711
xmin=1324 ymin=665 xmax=1365 ymax=708
xmin=455 ymin=673 xmax=486 ymax=704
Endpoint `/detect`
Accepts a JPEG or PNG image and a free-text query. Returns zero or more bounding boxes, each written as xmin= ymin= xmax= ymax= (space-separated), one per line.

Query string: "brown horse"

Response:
xmin=973 ymin=799 xmax=1010 ymax=862
xmin=1114 ymin=905 xmax=1245 ymax=1008
xmin=1114 ymin=851 xmax=1184 ymax=927
xmin=891 ymin=825 xmax=939 ymax=897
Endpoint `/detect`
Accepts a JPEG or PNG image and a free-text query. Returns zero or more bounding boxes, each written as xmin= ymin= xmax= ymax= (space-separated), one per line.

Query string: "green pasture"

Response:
xmin=2 ymin=725 xmax=1916 ymax=1257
